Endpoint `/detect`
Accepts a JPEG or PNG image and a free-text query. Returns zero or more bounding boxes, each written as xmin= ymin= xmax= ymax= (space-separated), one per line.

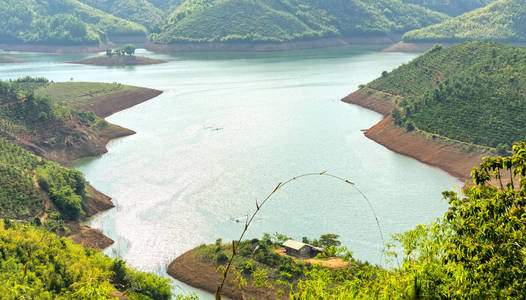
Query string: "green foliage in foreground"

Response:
xmin=0 ymin=136 xmax=86 ymax=222
xmin=0 ymin=219 xmax=172 ymax=299
xmin=0 ymin=0 xmax=146 ymax=45
xmin=151 ymin=0 xmax=448 ymax=44
xmin=367 ymin=41 xmax=526 ymax=148
xmin=403 ymin=0 xmax=526 ymax=42
xmin=402 ymin=0 xmax=495 ymax=16
xmin=291 ymin=143 xmax=526 ymax=298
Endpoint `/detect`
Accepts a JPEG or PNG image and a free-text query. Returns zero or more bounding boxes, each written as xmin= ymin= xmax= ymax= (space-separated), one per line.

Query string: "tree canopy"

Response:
xmin=150 ymin=0 xmax=449 ymax=44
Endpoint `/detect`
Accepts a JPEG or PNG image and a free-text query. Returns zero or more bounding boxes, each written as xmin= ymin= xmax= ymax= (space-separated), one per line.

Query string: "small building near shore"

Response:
xmin=282 ymin=240 xmax=325 ymax=258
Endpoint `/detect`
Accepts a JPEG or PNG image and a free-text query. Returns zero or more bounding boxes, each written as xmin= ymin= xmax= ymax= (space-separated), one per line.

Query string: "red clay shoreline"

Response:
xmin=146 ymin=35 xmax=402 ymax=52
xmin=342 ymin=89 xmax=490 ymax=182
xmin=168 ymin=248 xmax=287 ymax=300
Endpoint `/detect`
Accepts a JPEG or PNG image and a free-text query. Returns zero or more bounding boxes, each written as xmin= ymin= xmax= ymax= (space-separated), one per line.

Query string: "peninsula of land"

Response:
xmin=343 ymin=41 xmax=525 ymax=181
xmin=0 ymin=78 xmax=162 ymax=250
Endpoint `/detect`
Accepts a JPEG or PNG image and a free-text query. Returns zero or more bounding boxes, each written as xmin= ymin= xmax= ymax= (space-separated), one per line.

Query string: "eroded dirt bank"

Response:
xmin=168 ymin=249 xmax=287 ymax=300
xmin=342 ymin=89 xmax=489 ymax=182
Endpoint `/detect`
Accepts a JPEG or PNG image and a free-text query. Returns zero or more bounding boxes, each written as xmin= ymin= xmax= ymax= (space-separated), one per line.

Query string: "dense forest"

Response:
xmin=361 ymin=41 xmax=526 ymax=149
xmin=0 ymin=0 xmax=146 ymax=45
xmin=0 ymin=219 xmax=173 ymax=299
xmin=150 ymin=0 xmax=448 ymax=44
xmin=78 ymin=0 xmax=164 ymax=29
xmin=403 ymin=0 xmax=526 ymax=42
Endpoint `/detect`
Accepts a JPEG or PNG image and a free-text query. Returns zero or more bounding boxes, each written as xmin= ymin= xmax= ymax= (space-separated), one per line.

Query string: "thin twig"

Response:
xmin=215 ymin=171 xmax=384 ymax=299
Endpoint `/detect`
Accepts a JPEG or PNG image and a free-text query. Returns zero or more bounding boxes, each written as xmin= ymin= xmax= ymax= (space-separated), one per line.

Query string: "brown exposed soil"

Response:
xmin=0 ymin=36 xmax=145 ymax=54
xmin=83 ymin=185 xmax=115 ymax=218
xmin=69 ymin=225 xmax=114 ymax=250
xmin=4 ymin=119 xmax=135 ymax=165
xmin=342 ymin=88 xmax=397 ymax=117
xmin=365 ymin=117 xmax=485 ymax=182
xmin=147 ymin=35 xmax=401 ymax=52
xmin=72 ymin=88 xmax=163 ymax=118
xmin=382 ymin=42 xmax=454 ymax=53
xmin=342 ymin=89 xmax=489 ymax=181
xmin=168 ymin=249 xmax=288 ymax=300
xmin=273 ymin=247 xmax=350 ymax=269
xmin=0 ymin=56 xmax=26 ymax=63
xmin=69 ymin=55 xmax=166 ymax=66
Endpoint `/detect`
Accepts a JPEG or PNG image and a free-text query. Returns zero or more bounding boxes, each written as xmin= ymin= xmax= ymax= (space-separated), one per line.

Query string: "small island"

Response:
xmin=70 ymin=44 xmax=166 ymax=66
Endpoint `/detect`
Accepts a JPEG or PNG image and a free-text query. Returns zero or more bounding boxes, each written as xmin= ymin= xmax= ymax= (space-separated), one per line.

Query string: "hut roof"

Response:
xmin=283 ymin=240 xmax=307 ymax=251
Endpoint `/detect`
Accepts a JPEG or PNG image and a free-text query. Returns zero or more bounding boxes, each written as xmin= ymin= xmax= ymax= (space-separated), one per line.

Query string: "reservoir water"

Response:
xmin=0 ymin=46 xmax=460 ymax=298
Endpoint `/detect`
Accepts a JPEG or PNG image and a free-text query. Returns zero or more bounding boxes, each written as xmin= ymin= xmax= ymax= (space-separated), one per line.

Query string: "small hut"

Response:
xmin=282 ymin=240 xmax=325 ymax=258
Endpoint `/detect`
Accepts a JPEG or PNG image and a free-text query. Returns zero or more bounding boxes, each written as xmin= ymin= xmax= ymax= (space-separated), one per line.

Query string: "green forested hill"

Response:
xmin=402 ymin=0 xmax=495 ymax=16
xmin=150 ymin=0 xmax=449 ymax=44
xmin=364 ymin=42 xmax=526 ymax=149
xmin=0 ymin=219 xmax=172 ymax=299
xmin=402 ymin=0 xmax=526 ymax=42
xmin=0 ymin=0 xmax=146 ymax=45
xmin=148 ymin=0 xmax=185 ymax=11
xmin=78 ymin=0 xmax=164 ymax=29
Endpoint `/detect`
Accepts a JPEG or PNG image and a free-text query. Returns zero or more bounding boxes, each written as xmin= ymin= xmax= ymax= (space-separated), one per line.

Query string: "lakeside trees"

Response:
xmin=365 ymin=41 xmax=526 ymax=149
xmin=106 ymin=44 xmax=137 ymax=56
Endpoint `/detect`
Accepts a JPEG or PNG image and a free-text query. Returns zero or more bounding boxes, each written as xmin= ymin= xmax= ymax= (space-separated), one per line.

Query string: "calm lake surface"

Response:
xmin=0 ymin=46 xmax=460 ymax=298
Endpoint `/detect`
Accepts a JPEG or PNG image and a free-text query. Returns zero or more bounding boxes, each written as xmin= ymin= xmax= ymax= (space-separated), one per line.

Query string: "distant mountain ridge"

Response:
xmin=150 ymin=0 xmax=449 ymax=44
xmin=1 ymin=0 xmax=522 ymax=49
xmin=0 ymin=0 xmax=146 ymax=46
xmin=403 ymin=0 xmax=526 ymax=42
xmin=401 ymin=0 xmax=495 ymax=16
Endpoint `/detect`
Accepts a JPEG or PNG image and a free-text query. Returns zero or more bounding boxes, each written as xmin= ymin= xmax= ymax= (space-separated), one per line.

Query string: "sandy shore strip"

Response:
xmin=342 ymin=89 xmax=489 ymax=182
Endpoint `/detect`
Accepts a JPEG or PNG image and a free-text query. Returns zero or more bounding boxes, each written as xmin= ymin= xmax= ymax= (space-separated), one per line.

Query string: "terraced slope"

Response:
xmin=359 ymin=42 xmax=526 ymax=149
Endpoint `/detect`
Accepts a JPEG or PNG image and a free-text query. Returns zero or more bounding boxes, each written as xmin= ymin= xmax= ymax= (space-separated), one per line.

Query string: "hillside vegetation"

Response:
xmin=0 ymin=133 xmax=95 ymax=225
xmin=78 ymin=0 xmax=164 ymax=29
xmin=403 ymin=0 xmax=526 ymax=42
xmin=290 ymin=144 xmax=526 ymax=298
xmin=151 ymin=0 xmax=448 ymax=44
xmin=363 ymin=42 xmax=526 ymax=149
xmin=0 ymin=0 xmax=146 ymax=45
xmin=0 ymin=219 xmax=172 ymax=299
xmin=402 ymin=0 xmax=495 ymax=16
